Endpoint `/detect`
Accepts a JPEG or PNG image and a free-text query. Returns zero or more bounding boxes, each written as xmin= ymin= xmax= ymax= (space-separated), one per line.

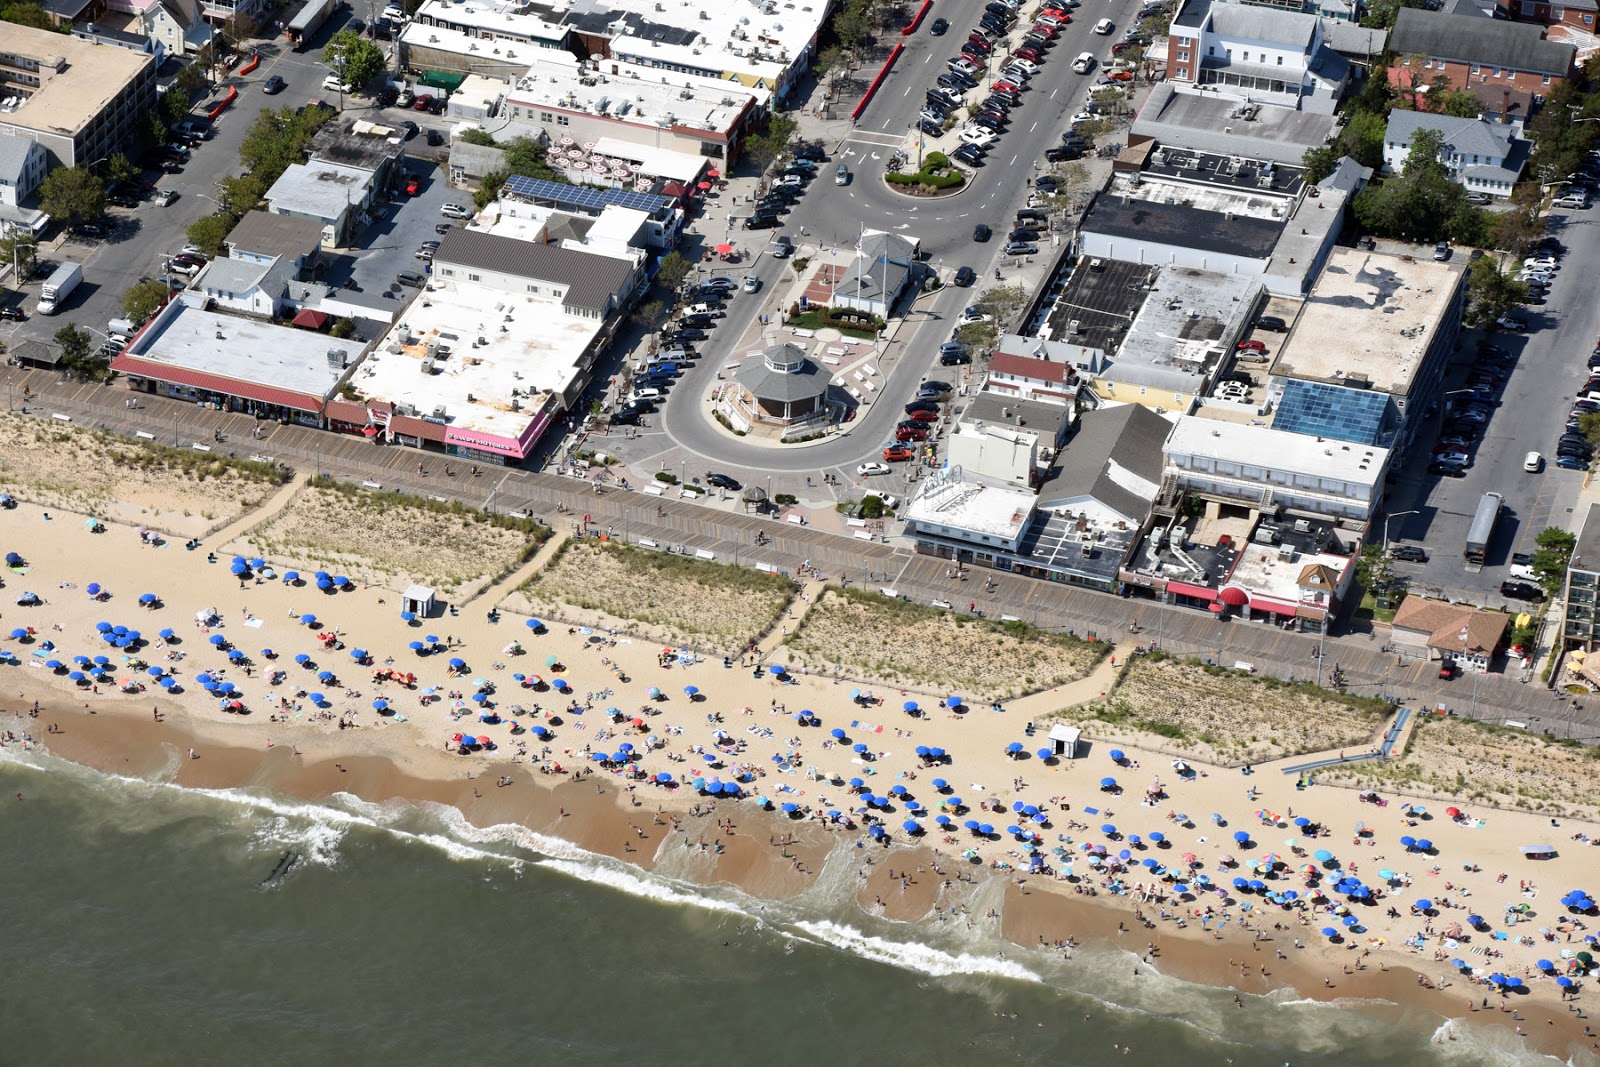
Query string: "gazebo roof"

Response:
xmin=736 ymin=348 xmax=828 ymax=403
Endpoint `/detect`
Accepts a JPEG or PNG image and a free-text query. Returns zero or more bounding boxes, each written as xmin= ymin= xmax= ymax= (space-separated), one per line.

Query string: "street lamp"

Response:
xmin=1382 ymin=509 xmax=1418 ymax=552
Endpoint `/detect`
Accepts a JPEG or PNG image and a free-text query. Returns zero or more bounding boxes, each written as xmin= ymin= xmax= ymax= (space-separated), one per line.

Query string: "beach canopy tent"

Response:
xmin=1048 ymin=724 xmax=1082 ymax=758
xmin=401 ymin=585 xmax=436 ymax=618
xmin=1519 ymin=844 xmax=1559 ymax=859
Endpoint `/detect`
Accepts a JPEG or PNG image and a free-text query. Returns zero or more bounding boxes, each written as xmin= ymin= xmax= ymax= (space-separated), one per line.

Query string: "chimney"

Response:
xmin=1501 ymin=90 xmax=1510 ymax=124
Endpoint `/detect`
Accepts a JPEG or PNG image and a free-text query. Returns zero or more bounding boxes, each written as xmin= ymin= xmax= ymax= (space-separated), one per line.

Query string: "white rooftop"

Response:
xmin=507 ymin=50 xmax=762 ymax=136
xmin=1165 ymin=417 xmax=1388 ymax=488
xmin=591 ymin=135 xmax=705 ymax=183
xmin=903 ymin=473 xmax=1036 ymax=541
xmin=130 ymin=304 xmax=363 ymax=398
xmin=1270 ymin=247 xmax=1462 ymax=394
xmin=477 ymin=204 xmax=648 ymax=261
xmin=265 ymin=161 xmax=374 ymax=220
xmin=1227 ymin=541 xmax=1349 ymax=607
xmin=355 ymin=275 xmax=603 ymax=441
xmin=1105 ymin=172 xmax=1290 ymax=221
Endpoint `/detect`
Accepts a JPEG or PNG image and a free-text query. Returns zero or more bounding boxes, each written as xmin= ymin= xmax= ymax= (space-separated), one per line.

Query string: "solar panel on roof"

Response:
xmin=1271 ymin=379 xmax=1390 ymax=446
xmin=502 ymin=175 xmax=672 ymax=214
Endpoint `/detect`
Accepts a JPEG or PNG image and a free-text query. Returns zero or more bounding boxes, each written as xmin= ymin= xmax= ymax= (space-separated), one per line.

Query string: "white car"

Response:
xmin=857 ymin=461 xmax=891 ymax=476
xmin=1007 ymin=57 xmax=1038 ymax=75
xmin=774 ymin=174 xmax=804 ymax=188
xmin=1073 ymin=52 xmax=1095 ymax=73
xmin=957 ymin=307 xmax=992 ymax=326
xmin=960 ymin=127 xmax=999 ymax=146
xmin=1523 ymin=256 xmax=1558 ymax=271
xmin=631 ymin=386 xmax=665 ymax=402
xmin=440 ymin=203 xmax=472 ymax=219
xmin=322 ymin=73 xmax=352 ymax=92
xmin=1094 ymin=17 xmax=1115 ymax=33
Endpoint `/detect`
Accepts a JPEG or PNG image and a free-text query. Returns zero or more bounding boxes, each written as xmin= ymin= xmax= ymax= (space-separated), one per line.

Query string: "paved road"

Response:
xmin=1385 ymin=207 xmax=1599 ymax=604
xmin=635 ymin=0 xmax=1135 ymax=487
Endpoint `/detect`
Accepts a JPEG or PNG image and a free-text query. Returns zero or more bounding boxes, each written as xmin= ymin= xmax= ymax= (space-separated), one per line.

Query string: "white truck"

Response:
xmin=37 ymin=261 xmax=83 ymax=315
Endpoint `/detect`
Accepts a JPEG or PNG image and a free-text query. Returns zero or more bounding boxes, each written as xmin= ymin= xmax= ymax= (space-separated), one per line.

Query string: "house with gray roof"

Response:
xmin=830 ymin=230 xmax=919 ymax=320
xmin=224 ymin=211 xmax=324 ymax=280
xmin=1389 ymin=9 xmax=1576 ymax=113
xmin=1383 ymin=109 xmax=1526 ymax=198
xmin=192 ymin=255 xmax=298 ymax=319
xmin=0 ymin=135 xmax=48 ymax=219
xmin=1165 ymin=0 xmax=1350 ymax=113
xmin=431 ymin=229 xmax=640 ymax=318
xmin=1036 ymin=404 xmax=1171 ymax=529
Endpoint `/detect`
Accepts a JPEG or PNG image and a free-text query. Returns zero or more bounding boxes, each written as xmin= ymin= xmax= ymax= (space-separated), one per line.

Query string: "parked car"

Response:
xmin=953 ymin=144 xmax=987 ymax=166
xmin=441 ymin=202 xmax=472 ymax=219
xmin=882 ymin=446 xmax=914 ymax=462
xmin=1428 ymin=461 xmax=1467 ymax=478
xmin=1002 ymin=241 xmax=1037 ymax=255
xmin=858 ymin=461 xmax=891 ymax=476
xmin=954 ymin=266 xmax=977 ymax=286
xmin=1500 ymin=580 xmax=1543 ymax=601
xmin=1390 ymin=545 xmax=1427 ymax=563
xmin=262 ymin=74 xmax=286 ymax=94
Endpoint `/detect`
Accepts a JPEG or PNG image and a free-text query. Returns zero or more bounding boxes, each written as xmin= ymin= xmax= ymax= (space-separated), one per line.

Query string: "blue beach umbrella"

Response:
xmin=979 ymin=823 xmax=994 ymax=836
xmin=230 ymin=562 xmax=247 ymax=575
xmin=208 ymin=634 xmax=226 ymax=646
xmin=300 ymin=614 xmax=317 ymax=625
xmin=1100 ymin=777 xmax=1116 ymax=788
xmin=1006 ymin=741 xmax=1024 ymax=754
xmin=1294 ymin=816 xmax=1311 ymax=827
xmin=1415 ymin=898 xmax=1433 ymax=912
xmin=1400 ymin=835 xmax=1417 ymax=849
xmin=400 ymin=611 xmax=416 ymax=623
xmin=683 ymin=685 xmax=699 ymax=697
xmin=1109 ymin=749 xmax=1125 ymax=762
xmin=1322 ymin=927 xmax=1339 ymax=938
xmin=890 ymin=784 xmax=908 ymax=796
xmin=139 ymin=593 xmax=157 ymax=605
xmin=853 ymin=743 xmax=868 ymax=753
xmin=904 ymin=820 xmax=921 ymax=833
xmin=146 ymin=666 xmax=163 ymax=677
xmin=904 ymin=700 xmax=919 ymax=712
xmin=1314 ymin=849 xmax=1335 ymax=862
xmin=158 ymin=628 xmax=175 ymax=640
xmin=309 ymin=693 xmax=325 ymax=705
xmin=409 ymin=641 xmax=424 ymax=651
xmin=316 ymin=578 xmax=332 ymax=590
xmin=45 ymin=659 xmax=64 ymax=670
xmin=317 ymin=670 xmax=334 ymax=681
xmin=831 ymin=728 xmax=847 ymax=739
xmin=283 ymin=571 xmax=299 ymax=583
xmin=351 ymin=649 xmax=368 ymax=660
xmin=849 ymin=777 xmax=864 ymax=789
xmin=94 ymin=622 xmax=113 ymax=633
xmin=1416 ymin=839 xmax=1433 ymax=852
xmin=768 ymin=665 xmax=785 ymax=675
xmin=86 ymin=583 xmax=101 ymax=597
xmin=449 ymin=658 xmax=466 ymax=669
xmin=294 ymin=654 xmax=310 ymax=664
xmin=946 ymin=695 xmax=962 ymax=708
xmin=1149 ymin=832 xmax=1166 ymax=844
xmin=1102 ymin=823 xmax=1117 ymax=835
xmin=932 ymin=778 xmax=948 ymax=790
xmin=372 ymin=699 xmax=389 ymax=711
xmin=159 ymin=676 xmax=175 ymax=689
xmin=935 ymin=815 xmax=952 ymax=826
xmin=1234 ymin=831 xmax=1250 ymax=844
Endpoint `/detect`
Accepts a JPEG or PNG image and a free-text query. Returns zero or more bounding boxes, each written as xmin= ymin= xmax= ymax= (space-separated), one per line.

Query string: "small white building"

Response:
xmin=1163 ymin=418 xmax=1389 ymax=520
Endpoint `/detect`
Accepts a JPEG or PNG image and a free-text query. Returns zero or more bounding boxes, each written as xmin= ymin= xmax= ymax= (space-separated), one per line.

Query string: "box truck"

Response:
xmin=37 ymin=261 xmax=83 ymax=315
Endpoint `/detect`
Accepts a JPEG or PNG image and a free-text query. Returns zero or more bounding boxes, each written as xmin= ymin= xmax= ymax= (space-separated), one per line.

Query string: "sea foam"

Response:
xmin=791 ymin=919 xmax=1043 ymax=983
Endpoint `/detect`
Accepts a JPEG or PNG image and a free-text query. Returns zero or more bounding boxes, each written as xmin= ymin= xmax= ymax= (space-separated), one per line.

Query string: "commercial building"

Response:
xmin=947 ymin=392 xmax=1074 ymax=488
xmin=499 ymin=174 xmax=682 ymax=249
xmin=984 ymin=337 xmax=1091 ymax=406
xmin=830 ymin=231 xmax=919 ymax=320
xmin=1265 ymin=246 xmax=1466 ymax=466
xmin=502 ymin=51 xmax=765 ymax=165
xmin=327 ymin=218 xmax=642 ymax=463
xmin=400 ymin=0 xmax=824 ymax=102
xmin=1563 ymin=502 xmax=1600 ymax=649
xmin=1131 ymin=83 xmax=1340 ymax=167
xmin=1164 ymin=0 xmax=1350 ymax=113
xmin=223 ymin=210 xmax=326 ymax=281
xmin=1075 ymin=143 xmax=1350 ymax=296
xmin=1382 ymin=110 xmax=1526 ymax=199
xmin=0 ymin=25 xmax=157 ymax=169
xmin=1388 ymin=9 xmax=1576 ymax=113
xmin=111 ymin=298 xmax=369 ymax=422
xmin=262 ymin=119 xmax=410 ymax=248
xmin=1163 ymin=418 xmax=1389 ymax=520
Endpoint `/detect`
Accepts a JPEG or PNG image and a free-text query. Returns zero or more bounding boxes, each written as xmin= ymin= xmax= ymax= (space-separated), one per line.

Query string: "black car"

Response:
xmin=263 ymin=73 xmax=286 ymax=94
xmin=0 ymin=306 xmax=25 ymax=321
xmin=940 ymin=351 xmax=972 ymax=365
xmin=1044 ymin=147 xmax=1081 ymax=163
xmin=1428 ymin=461 xmax=1467 ymax=478
xmin=973 ymin=223 xmax=992 ymax=242
xmin=930 ymin=16 xmax=949 ymax=33
xmin=755 ymin=199 xmax=790 ymax=215
xmin=69 ymin=221 xmax=108 ymax=238
xmin=1009 ymin=228 xmax=1040 ymax=242
xmin=1390 ymin=545 xmax=1427 ymax=563
xmin=706 ymin=473 xmax=741 ymax=490
xmin=795 ymin=144 xmax=827 ymax=162
xmin=920 ymin=118 xmax=945 ymax=137
xmin=107 ymin=192 xmax=140 ymax=209
xmin=744 ymin=215 xmax=780 ymax=230
xmin=611 ymin=410 xmax=643 ymax=427
xmin=670 ymin=327 xmax=708 ymax=341
xmin=1500 ymin=580 xmax=1543 ymax=601
xmin=681 ymin=314 xmax=717 ymax=329
xmin=953 ymin=144 xmax=986 ymax=166
xmin=427 ymin=129 xmax=444 ymax=146
xmin=1254 ymin=315 xmax=1288 ymax=332
xmin=1034 ymin=175 xmax=1058 ymax=190
xmin=971 ymin=115 xmax=1004 ymax=132
xmin=982 ymin=94 xmax=1015 ymax=112
xmin=398 ymin=119 xmax=419 ymax=140
xmin=1061 ymin=134 xmax=1091 ymax=150
xmin=954 ymin=265 xmax=976 ymax=286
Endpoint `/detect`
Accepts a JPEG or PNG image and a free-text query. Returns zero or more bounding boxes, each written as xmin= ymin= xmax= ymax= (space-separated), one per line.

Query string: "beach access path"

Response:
xmin=7 ymin=369 xmax=1589 ymax=738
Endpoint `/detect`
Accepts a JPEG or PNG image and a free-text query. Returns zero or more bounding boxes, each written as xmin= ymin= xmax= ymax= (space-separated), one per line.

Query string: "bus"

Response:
xmin=1464 ymin=491 xmax=1503 ymax=571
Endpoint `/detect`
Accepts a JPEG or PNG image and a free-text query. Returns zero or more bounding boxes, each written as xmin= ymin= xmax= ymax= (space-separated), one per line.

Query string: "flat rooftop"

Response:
xmin=1015 ymin=509 xmax=1134 ymax=585
xmin=592 ymin=135 xmax=706 ymax=184
xmin=309 ymin=119 xmax=406 ymax=169
xmin=1270 ymin=247 xmax=1461 ymax=394
xmin=962 ymin=391 xmax=1073 ymax=443
xmin=265 ymin=161 xmax=373 ymax=219
xmin=1044 ymin=257 xmax=1156 ymax=355
xmin=904 ymin=474 xmax=1036 ymax=542
xmin=1118 ymin=265 xmax=1264 ymax=384
xmin=127 ymin=303 xmax=362 ymax=400
xmin=355 ymin=276 xmax=603 ymax=441
xmin=1143 ymin=145 xmax=1306 ymax=199
xmin=1227 ymin=539 xmax=1351 ymax=608
xmin=0 ymin=26 xmax=153 ymax=137
xmin=1166 ymin=417 xmax=1388 ymax=487
xmin=1133 ymin=84 xmax=1338 ymax=167
xmin=1575 ymin=501 xmax=1600 ymax=575
xmin=508 ymin=50 xmax=761 ymax=135
xmin=1082 ymin=173 xmax=1291 ymax=261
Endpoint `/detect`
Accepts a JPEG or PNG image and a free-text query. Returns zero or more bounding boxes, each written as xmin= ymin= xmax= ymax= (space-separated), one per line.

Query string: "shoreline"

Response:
xmin=2 ymin=489 xmax=1598 ymax=1063
xmin=9 ymin=703 xmax=1596 ymax=1064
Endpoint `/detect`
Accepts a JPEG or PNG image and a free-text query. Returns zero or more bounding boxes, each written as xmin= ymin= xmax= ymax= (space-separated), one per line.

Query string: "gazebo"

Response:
xmin=733 ymin=342 xmax=828 ymax=423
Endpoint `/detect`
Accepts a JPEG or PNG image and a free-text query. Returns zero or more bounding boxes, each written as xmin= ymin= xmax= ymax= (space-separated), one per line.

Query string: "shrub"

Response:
xmin=654 ymin=471 xmax=679 ymax=485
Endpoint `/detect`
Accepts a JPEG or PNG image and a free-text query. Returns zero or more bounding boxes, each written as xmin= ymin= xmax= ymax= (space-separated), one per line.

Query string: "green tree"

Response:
xmin=744 ymin=113 xmax=799 ymax=169
xmin=185 ymin=213 xmax=235 ymax=258
xmin=1355 ymin=65 xmax=1395 ymax=116
xmin=1464 ymin=256 xmax=1527 ymax=327
xmin=104 ymin=152 xmax=137 ymax=184
xmin=39 ymin=167 xmax=106 ymax=224
xmin=321 ymin=31 xmax=386 ymax=93
xmin=1340 ymin=109 xmax=1387 ymax=171
xmin=53 ymin=324 xmax=94 ymax=375
xmin=0 ymin=0 xmax=53 ymax=29
xmin=1532 ymin=527 xmax=1577 ymax=596
xmin=816 ymin=44 xmax=847 ymax=78
xmin=502 ymin=136 xmax=555 ymax=180
xmin=0 ymin=230 xmax=38 ymax=279
xmin=1361 ymin=0 xmax=1421 ymax=28
xmin=1577 ymin=411 xmax=1600 ymax=451
xmin=630 ymin=299 xmax=667 ymax=331
xmin=833 ymin=3 xmax=871 ymax=58
xmin=472 ymin=169 xmax=507 ymax=209
xmin=160 ymin=86 xmax=192 ymax=126
xmin=174 ymin=60 xmax=210 ymax=95
xmin=122 ymin=279 xmax=173 ymax=323
xmin=974 ymin=283 xmax=1029 ymax=331
xmin=656 ymin=251 xmax=692 ymax=292
xmin=457 ymin=128 xmax=497 ymax=147
xmin=329 ymin=317 xmax=356 ymax=339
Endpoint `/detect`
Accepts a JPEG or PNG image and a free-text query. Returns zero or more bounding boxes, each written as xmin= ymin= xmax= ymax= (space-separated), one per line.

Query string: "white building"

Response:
xmin=1165 ymin=0 xmax=1350 ymax=113
xmin=1382 ymin=110 xmax=1524 ymax=199
xmin=0 ymin=135 xmax=48 ymax=233
xmin=1163 ymin=418 xmax=1389 ymax=519
xmin=903 ymin=466 xmax=1038 ymax=555
xmin=503 ymin=51 xmax=765 ymax=165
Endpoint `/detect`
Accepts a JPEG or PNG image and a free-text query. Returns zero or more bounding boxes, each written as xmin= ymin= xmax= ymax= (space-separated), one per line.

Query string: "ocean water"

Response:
xmin=0 ymin=747 xmax=1553 ymax=1066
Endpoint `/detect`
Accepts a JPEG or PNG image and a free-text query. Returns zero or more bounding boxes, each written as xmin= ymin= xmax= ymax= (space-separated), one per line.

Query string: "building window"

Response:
xmin=540 ymin=111 xmax=553 ymax=122
xmin=1176 ymin=49 xmax=1189 ymax=61
xmin=1276 ymin=55 xmax=1283 ymax=65
xmin=556 ymin=114 xmax=570 ymax=126
xmin=1494 ymin=67 xmax=1504 ymax=78
xmin=468 ymin=273 xmax=480 ymax=281
xmin=1543 ymin=74 xmax=1552 ymax=85
xmin=1471 ymin=62 xmax=1481 ymax=73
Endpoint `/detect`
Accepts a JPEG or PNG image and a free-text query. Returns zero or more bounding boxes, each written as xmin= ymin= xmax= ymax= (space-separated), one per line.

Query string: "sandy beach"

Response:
xmin=3 ymin=454 xmax=1600 ymax=1062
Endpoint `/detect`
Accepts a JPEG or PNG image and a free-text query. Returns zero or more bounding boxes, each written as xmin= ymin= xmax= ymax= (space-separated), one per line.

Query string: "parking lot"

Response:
xmin=1385 ymin=205 xmax=1600 ymax=606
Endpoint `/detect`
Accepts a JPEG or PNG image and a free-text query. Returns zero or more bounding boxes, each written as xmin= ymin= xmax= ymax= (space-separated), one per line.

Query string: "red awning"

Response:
xmin=1219 ymin=586 xmax=1249 ymax=608
xmin=110 ymin=353 xmax=327 ymax=413
xmin=292 ymin=308 xmax=330 ymax=330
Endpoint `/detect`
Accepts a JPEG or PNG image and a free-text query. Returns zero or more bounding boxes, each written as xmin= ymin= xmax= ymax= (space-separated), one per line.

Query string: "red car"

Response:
xmin=1029 ymin=22 xmax=1059 ymax=37
xmin=883 ymin=445 xmax=914 ymax=462
xmin=993 ymin=79 xmax=1023 ymax=94
xmin=1237 ymin=339 xmax=1267 ymax=352
xmin=404 ymin=175 xmax=421 ymax=195
xmin=413 ymin=94 xmax=435 ymax=111
xmin=1105 ymin=69 xmax=1134 ymax=81
xmin=905 ymin=408 xmax=939 ymax=422
xmin=896 ymin=427 xmax=928 ymax=442
xmin=1038 ymin=6 xmax=1070 ymax=17
xmin=1014 ymin=46 xmax=1041 ymax=62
